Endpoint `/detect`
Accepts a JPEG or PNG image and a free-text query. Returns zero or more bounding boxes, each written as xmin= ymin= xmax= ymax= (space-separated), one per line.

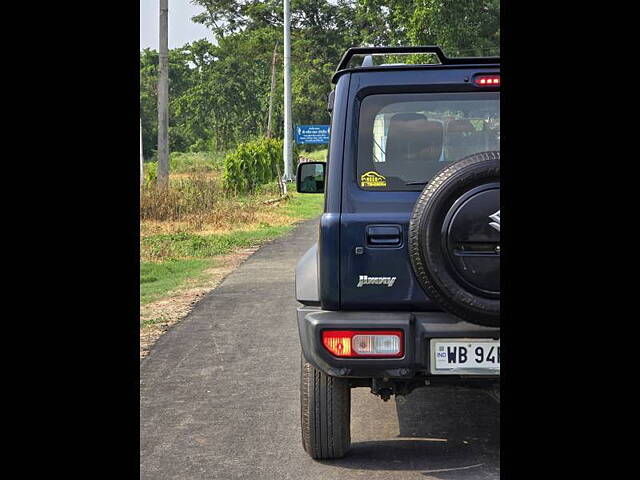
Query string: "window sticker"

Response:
xmin=360 ymin=171 xmax=387 ymax=187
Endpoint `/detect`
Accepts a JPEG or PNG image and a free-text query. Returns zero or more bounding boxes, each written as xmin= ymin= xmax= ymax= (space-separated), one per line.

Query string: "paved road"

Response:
xmin=140 ymin=218 xmax=500 ymax=479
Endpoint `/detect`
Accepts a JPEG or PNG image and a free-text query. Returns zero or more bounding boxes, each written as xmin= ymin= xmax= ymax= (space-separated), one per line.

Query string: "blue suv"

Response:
xmin=295 ymin=46 xmax=500 ymax=459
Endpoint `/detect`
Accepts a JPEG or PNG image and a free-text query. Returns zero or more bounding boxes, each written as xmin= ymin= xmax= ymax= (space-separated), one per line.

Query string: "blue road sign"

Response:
xmin=295 ymin=125 xmax=330 ymax=144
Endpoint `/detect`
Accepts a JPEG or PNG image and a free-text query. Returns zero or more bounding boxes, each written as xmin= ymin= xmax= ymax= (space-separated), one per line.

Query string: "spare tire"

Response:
xmin=408 ymin=151 xmax=500 ymax=326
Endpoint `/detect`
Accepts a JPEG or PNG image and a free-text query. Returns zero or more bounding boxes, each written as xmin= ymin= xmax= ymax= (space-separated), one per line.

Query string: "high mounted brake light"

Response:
xmin=321 ymin=330 xmax=404 ymax=358
xmin=474 ymin=74 xmax=500 ymax=86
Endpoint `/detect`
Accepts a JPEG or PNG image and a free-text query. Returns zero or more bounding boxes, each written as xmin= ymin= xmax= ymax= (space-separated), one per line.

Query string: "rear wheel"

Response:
xmin=300 ymin=354 xmax=351 ymax=459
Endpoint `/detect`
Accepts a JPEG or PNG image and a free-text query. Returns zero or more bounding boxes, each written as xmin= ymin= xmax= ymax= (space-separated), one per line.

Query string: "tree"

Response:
xmin=139 ymin=1 xmax=500 ymax=156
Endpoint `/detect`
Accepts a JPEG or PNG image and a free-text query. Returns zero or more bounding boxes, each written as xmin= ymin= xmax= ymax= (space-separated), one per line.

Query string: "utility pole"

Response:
xmin=283 ymin=0 xmax=293 ymax=181
xmin=266 ymin=41 xmax=279 ymax=139
xmin=157 ymin=0 xmax=169 ymax=188
xmin=140 ymin=118 xmax=144 ymax=187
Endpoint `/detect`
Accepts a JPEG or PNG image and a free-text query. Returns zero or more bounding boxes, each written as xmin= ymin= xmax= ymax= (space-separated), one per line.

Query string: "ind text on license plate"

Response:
xmin=431 ymin=339 xmax=500 ymax=375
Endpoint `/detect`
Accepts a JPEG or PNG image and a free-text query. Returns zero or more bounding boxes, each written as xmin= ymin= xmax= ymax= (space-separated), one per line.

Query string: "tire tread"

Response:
xmin=300 ymin=355 xmax=350 ymax=459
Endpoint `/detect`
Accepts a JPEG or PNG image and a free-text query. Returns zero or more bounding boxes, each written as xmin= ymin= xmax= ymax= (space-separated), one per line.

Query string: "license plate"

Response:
xmin=430 ymin=339 xmax=500 ymax=375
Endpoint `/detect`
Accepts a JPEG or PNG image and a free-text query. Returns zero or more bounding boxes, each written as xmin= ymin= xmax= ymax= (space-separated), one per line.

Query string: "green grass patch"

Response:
xmin=280 ymin=190 xmax=325 ymax=219
xmin=303 ymin=149 xmax=328 ymax=162
xmin=140 ymin=259 xmax=211 ymax=305
xmin=141 ymin=224 xmax=293 ymax=262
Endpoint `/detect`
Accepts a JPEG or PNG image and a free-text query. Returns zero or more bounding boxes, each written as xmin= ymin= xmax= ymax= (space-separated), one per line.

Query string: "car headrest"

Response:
xmin=385 ymin=113 xmax=443 ymax=164
xmin=447 ymin=119 xmax=475 ymax=134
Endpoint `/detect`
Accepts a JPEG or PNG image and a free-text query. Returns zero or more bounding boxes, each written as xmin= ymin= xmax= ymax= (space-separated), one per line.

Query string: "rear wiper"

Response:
xmin=405 ymin=181 xmax=428 ymax=186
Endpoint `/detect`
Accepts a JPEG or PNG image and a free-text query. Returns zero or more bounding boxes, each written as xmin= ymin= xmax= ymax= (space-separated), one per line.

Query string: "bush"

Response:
xmin=222 ymin=138 xmax=285 ymax=194
xmin=143 ymin=161 xmax=157 ymax=185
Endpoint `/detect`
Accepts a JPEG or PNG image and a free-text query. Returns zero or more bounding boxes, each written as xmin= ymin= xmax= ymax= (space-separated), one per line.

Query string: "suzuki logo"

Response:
xmin=489 ymin=210 xmax=500 ymax=232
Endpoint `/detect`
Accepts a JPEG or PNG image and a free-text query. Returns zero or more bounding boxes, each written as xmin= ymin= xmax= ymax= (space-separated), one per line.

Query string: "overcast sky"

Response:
xmin=140 ymin=0 xmax=215 ymax=50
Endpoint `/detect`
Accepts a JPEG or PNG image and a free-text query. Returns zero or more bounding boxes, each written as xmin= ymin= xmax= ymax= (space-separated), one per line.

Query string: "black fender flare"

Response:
xmin=295 ymin=243 xmax=320 ymax=306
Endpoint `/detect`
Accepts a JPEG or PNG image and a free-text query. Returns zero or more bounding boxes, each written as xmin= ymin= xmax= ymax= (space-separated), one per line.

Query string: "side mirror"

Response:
xmin=296 ymin=161 xmax=325 ymax=194
xmin=327 ymin=90 xmax=335 ymax=113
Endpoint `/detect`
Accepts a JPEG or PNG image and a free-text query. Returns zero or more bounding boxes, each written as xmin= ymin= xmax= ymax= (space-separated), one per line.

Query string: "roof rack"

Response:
xmin=334 ymin=46 xmax=500 ymax=80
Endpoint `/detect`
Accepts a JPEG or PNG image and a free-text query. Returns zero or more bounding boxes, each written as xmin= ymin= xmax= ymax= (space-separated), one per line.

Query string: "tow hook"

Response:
xmin=371 ymin=378 xmax=395 ymax=402
xmin=371 ymin=378 xmax=395 ymax=401
xmin=371 ymin=376 xmax=427 ymax=401
xmin=378 ymin=389 xmax=393 ymax=402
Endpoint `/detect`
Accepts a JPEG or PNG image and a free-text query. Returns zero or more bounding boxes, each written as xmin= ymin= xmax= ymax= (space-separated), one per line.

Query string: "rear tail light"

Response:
xmin=321 ymin=330 xmax=404 ymax=358
xmin=474 ymin=74 xmax=500 ymax=86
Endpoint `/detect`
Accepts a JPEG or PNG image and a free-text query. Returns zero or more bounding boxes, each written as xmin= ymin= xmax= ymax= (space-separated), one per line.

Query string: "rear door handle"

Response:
xmin=366 ymin=225 xmax=402 ymax=247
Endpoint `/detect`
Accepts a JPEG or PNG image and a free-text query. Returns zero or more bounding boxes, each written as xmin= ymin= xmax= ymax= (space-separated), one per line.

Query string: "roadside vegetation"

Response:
xmin=140 ymin=149 xmax=325 ymax=304
xmin=300 ymin=149 xmax=328 ymax=162
xmin=140 ymin=149 xmax=325 ymax=356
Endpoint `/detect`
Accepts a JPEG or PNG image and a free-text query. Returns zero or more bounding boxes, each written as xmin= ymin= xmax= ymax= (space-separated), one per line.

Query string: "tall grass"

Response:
xmin=140 ymin=159 xmax=324 ymax=303
xmin=144 ymin=151 xmax=228 ymax=177
xmin=140 ymin=168 xmax=284 ymax=231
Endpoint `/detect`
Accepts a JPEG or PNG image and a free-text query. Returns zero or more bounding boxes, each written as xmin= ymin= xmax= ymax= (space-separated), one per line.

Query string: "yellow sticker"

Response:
xmin=360 ymin=171 xmax=387 ymax=187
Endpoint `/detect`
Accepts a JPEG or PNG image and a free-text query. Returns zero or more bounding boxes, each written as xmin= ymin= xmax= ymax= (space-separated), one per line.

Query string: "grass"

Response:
xmin=300 ymin=149 xmax=328 ymax=162
xmin=144 ymin=151 xmax=228 ymax=177
xmin=169 ymin=151 xmax=227 ymax=173
xmin=140 ymin=186 xmax=324 ymax=307
xmin=141 ymin=317 xmax=168 ymax=329
xmin=279 ymin=189 xmax=324 ymax=218
xmin=141 ymin=224 xmax=294 ymax=262
xmin=139 ymin=149 xmax=325 ymax=358
xmin=140 ymin=259 xmax=211 ymax=305
xmin=140 ymin=145 xmax=327 ymax=314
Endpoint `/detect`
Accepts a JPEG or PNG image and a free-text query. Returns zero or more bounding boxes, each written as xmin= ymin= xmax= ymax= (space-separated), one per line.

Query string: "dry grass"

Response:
xmin=140 ymin=200 xmax=298 ymax=237
xmin=140 ymin=171 xmax=297 ymax=237
xmin=141 ymin=170 xmax=295 ymax=232
xmin=140 ymin=168 xmax=324 ymax=357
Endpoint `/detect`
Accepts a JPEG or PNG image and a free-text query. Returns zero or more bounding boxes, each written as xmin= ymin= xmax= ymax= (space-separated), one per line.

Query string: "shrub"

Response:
xmin=222 ymin=138 xmax=285 ymax=194
xmin=143 ymin=161 xmax=157 ymax=185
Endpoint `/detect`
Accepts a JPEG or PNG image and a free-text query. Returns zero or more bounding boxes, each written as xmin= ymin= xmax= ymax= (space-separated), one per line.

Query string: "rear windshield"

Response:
xmin=357 ymin=92 xmax=500 ymax=191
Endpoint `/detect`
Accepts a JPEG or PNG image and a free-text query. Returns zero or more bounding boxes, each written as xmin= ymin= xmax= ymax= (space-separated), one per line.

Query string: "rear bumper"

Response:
xmin=297 ymin=307 xmax=499 ymax=381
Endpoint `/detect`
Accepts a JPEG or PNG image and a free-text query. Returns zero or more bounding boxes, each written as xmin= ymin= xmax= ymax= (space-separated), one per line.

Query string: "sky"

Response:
xmin=140 ymin=0 xmax=215 ymax=50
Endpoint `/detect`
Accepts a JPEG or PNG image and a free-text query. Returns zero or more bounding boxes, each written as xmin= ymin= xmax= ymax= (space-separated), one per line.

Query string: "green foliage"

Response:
xmin=222 ymin=137 xmax=285 ymax=194
xmin=358 ymin=0 xmax=500 ymax=56
xmin=143 ymin=162 xmax=158 ymax=185
xmin=140 ymin=1 xmax=500 ymax=158
xmin=140 ymin=47 xmax=199 ymax=158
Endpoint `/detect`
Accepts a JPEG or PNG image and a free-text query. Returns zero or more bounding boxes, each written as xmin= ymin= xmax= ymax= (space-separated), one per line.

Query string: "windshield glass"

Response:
xmin=357 ymin=92 xmax=500 ymax=191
